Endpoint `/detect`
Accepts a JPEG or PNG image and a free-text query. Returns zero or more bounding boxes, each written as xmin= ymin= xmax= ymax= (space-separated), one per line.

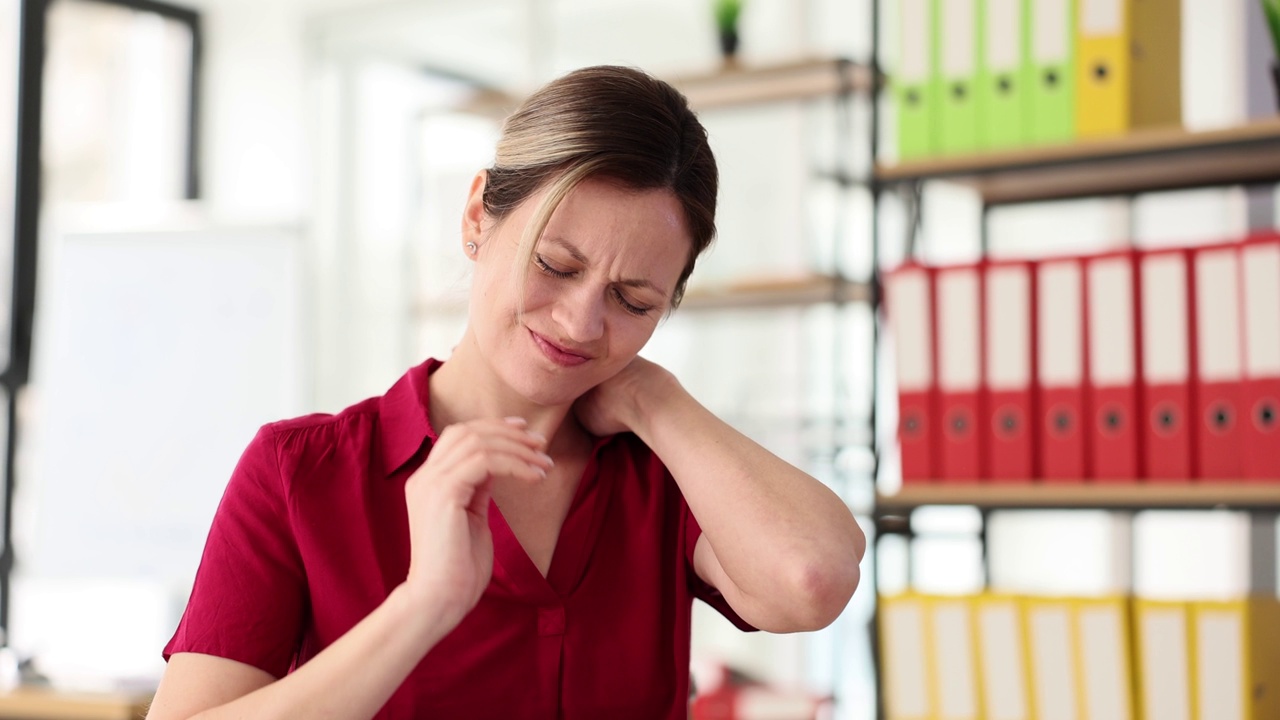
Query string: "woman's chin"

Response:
xmin=506 ymin=371 xmax=588 ymax=409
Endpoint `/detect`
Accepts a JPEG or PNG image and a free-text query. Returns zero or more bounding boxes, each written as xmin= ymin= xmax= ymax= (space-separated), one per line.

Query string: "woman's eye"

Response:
xmin=612 ymin=287 xmax=653 ymax=316
xmin=534 ymin=254 xmax=573 ymax=279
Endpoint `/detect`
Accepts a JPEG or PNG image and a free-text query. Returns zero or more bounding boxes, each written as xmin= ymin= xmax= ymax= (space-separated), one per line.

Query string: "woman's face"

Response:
xmin=464 ymin=175 xmax=691 ymax=407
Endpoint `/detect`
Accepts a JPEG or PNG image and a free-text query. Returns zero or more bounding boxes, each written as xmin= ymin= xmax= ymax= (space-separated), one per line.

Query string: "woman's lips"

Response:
xmin=529 ymin=329 xmax=590 ymax=367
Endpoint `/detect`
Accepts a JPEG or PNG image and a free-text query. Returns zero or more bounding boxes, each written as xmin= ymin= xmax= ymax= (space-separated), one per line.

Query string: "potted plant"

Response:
xmin=1263 ymin=0 xmax=1280 ymax=107
xmin=714 ymin=0 xmax=744 ymax=63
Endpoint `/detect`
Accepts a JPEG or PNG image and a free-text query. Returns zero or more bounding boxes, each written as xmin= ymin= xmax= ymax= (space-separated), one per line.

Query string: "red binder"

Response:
xmin=1239 ymin=232 xmax=1280 ymax=481
xmin=1138 ymin=248 xmax=1194 ymax=482
xmin=934 ymin=262 xmax=983 ymax=481
xmin=1190 ymin=242 xmax=1245 ymax=481
xmin=1035 ymin=257 xmax=1087 ymax=482
xmin=885 ymin=264 xmax=938 ymax=484
xmin=982 ymin=259 xmax=1035 ymax=482
xmin=1084 ymin=250 xmax=1143 ymax=482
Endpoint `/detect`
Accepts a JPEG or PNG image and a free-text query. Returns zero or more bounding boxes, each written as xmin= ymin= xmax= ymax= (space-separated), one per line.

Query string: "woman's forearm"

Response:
xmin=190 ymin=585 xmax=453 ymax=720
xmin=630 ymin=377 xmax=866 ymax=631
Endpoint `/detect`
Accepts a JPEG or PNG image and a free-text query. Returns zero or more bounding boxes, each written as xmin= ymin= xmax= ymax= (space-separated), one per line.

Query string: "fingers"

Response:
xmin=412 ymin=416 xmax=555 ymax=495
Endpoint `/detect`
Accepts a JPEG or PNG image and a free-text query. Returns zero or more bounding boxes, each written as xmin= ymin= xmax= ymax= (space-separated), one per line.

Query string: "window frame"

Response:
xmin=7 ymin=0 xmax=203 ymax=631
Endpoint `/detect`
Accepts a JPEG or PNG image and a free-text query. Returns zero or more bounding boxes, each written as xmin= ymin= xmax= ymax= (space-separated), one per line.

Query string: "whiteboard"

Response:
xmin=20 ymin=228 xmax=306 ymax=582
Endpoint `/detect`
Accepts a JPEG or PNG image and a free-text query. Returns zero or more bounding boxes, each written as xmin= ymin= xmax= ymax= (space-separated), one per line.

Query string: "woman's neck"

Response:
xmin=427 ymin=333 xmax=588 ymax=458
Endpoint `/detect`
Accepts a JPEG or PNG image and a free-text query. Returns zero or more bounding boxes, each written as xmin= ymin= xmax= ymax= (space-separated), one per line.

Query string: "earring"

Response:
xmin=465 ymin=241 xmax=478 ymax=255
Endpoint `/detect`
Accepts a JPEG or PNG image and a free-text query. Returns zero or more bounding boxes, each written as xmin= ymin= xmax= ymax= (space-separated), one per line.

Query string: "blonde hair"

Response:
xmin=482 ymin=65 xmax=718 ymax=309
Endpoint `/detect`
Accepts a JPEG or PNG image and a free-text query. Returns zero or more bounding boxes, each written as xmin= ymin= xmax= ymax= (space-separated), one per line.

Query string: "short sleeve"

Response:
xmin=682 ymin=504 xmax=757 ymax=633
xmin=164 ymin=425 xmax=307 ymax=677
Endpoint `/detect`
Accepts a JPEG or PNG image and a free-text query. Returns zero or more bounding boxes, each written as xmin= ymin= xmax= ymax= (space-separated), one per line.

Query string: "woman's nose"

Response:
xmin=553 ymin=284 xmax=605 ymax=343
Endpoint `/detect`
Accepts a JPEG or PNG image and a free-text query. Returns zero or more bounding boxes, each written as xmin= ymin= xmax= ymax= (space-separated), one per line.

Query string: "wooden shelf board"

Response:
xmin=875 ymin=118 xmax=1280 ymax=204
xmin=876 ymin=482 xmax=1280 ymax=511
xmin=680 ymin=274 xmax=869 ymax=310
xmin=0 ymin=688 xmax=152 ymax=720
xmin=670 ymin=58 xmax=873 ymax=110
xmin=460 ymin=58 xmax=869 ymax=118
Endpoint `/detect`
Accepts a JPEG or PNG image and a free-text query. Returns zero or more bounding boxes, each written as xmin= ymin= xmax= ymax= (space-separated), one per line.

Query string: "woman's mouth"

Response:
xmin=529 ymin=329 xmax=590 ymax=367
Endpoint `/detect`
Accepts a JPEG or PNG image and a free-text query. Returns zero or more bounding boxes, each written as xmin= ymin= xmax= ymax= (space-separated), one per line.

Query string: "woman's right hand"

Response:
xmin=402 ymin=416 xmax=553 ymax=629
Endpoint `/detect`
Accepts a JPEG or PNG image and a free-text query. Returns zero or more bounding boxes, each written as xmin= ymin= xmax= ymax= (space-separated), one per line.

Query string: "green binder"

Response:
xmin=1027 ymin=0 xmax=1076 ymax=145
xmin=977 ymin=0 xmax=1032 ymax=149
xmin=933 ymin=0 xmax=980 ymax=154
xmin=896 ymin=0 xmax=936 ymax=160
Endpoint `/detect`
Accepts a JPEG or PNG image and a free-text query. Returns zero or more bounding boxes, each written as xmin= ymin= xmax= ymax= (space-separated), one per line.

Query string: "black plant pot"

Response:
xmin=718 ymin=29 xmax=739 ymax=61
xmin=1273 ymin=61 xmax=1280 ymax=111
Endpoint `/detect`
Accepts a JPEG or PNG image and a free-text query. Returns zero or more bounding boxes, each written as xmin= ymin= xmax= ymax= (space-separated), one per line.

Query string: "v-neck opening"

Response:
xmin=488 ymin=434 xmax=616 ymax=599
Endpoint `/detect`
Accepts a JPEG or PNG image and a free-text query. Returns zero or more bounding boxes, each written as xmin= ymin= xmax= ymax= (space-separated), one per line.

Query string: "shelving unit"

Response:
xmin=669 ymin=58 xmax=875 ymax=110
xmin=875 ymin=117 xmax=1280 ymax=204
xmin=877 ymin=483 xmax=1280 ymax=513
xmin=867 ymin=19 xmax=1280 ymax=717
xmin=680 ymin=274 xmax=870 ymax=311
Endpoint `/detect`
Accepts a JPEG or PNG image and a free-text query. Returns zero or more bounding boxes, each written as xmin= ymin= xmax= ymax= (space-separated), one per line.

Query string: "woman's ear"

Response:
xmin=461 ymin=170 xmax=488 ymax=253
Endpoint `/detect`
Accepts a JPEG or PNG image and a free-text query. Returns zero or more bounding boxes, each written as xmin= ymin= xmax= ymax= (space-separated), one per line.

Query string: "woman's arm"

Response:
xmin=148 ymin=585 xmax=455 ymax=720
xmin=148 ymin=417 xmax=553 ymax=720
xmin=576 ymin=359 xmax=866 ymax=633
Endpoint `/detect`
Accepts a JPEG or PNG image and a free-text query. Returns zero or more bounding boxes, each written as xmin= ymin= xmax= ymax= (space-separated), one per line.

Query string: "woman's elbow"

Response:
xmin=777 ymin=555 xmax=861 ymax=632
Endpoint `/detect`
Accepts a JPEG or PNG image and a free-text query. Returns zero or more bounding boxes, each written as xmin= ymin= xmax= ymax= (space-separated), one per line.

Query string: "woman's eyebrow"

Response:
xmin=544 ymin=237 xmax=668 ymax=294
xmin=545 ymin=236 xmax=590 ymax=264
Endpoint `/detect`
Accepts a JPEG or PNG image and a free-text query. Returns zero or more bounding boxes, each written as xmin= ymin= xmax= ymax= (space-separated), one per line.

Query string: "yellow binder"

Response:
xmin=926 ymin=595 xmax=983 ymax=720
xmin=1072 ymin=597 xmax=1135 ymax=720
xmin=1189 ymin=597 xmax=1280 ymax=720
xmin=1025 ymin=597 xmax=1083 ymax=720
xmin=975 ymin=594 xmax=1034 ymax=720
xmin=1134 ymin=599 xmax=1193 ymax=720
xmin=1075 ymin=0 xmax=1130 ymax=137
xmin=879 ymin=593 xmax=934 ymax=720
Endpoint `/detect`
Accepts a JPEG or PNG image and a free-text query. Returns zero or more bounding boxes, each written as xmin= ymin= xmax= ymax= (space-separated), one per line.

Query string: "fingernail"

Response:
xmin=504 ymin=416 xmax=526 ymax=425
xmin=528 ymin=430 xmax=546 ymax=443
xmin=538 ymin=452 xmax=554 ymax=466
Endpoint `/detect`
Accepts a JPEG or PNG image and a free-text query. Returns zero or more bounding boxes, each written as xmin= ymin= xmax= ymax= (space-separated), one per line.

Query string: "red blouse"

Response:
xmin=164 ymin=358 xmax=753 ymax=719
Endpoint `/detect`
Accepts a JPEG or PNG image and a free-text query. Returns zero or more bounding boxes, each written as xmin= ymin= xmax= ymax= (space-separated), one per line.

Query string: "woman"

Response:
xmin=148 ymin=65 xmax=865 ymax=720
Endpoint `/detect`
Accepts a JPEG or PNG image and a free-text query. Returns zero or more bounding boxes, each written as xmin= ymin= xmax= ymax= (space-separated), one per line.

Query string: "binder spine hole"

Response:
xmin=1050 ymin=408 xmax=1074 ymax=436
xmin=1153 ymin=405 xmax=1180 ymax=436
xmin=1255 ymin=401 xmax=1276 ymax=431
xmin=1208 ymin=405 xmax=1234 ymax=434
xmin=995 ymin=408 xmax=1021 ymax=438
xmin=902 ymin=414 xmax=923 ymax=436
xmin=1101 ymin=408 xmax=1124 ymax=434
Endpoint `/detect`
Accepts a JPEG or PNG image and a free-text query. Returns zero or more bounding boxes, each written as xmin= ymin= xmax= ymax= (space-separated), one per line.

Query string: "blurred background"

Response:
xmin=1 ymin=0 xmax=1280 ymax=719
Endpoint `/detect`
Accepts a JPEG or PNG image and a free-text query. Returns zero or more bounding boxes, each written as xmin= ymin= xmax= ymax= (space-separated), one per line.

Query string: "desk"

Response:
xmin=0 ymin=688 xmax=151 ymax=720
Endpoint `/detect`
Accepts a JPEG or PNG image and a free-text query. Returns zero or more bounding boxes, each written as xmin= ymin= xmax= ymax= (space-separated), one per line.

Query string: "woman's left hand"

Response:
xmin=573 ymin=356 xmax=679 ymax=437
